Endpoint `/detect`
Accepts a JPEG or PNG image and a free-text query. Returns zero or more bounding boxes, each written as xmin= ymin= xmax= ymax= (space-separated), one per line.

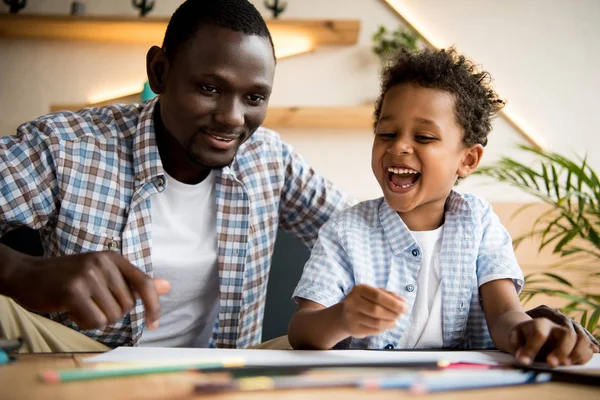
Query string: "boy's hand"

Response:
xmin=340 ymin=284 xmax=407 ymax=339
xmin=508 ymin=318 xmax=594 ymax=367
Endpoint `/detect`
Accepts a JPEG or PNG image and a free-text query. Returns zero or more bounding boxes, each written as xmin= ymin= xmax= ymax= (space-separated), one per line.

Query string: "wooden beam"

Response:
xmin=0 ymin=14 xmax=359 ymax=49
xmin=50 ymin=95 xmax=374 ymax=130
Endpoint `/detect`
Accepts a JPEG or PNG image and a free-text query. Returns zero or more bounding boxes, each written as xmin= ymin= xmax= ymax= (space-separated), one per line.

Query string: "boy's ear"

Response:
xmin=457 ymin=144 xmax=484 ymax=178
xmin=146 ymin=46 xmax=169 ymax=95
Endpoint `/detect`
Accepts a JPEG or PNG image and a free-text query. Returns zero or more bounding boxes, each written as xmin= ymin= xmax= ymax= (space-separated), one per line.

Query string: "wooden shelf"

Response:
xmin=0 ymin=15 xmax=360 ymax=58
xmin=50 ymin=94 xmax=373 ymax=130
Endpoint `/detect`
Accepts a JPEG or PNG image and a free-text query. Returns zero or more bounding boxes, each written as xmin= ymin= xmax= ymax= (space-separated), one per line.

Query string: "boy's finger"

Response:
xmin=515 ymin=321 xmax=551 ymax=365
xmin=546 ymin=327 xmax=577 ymax=367
xmin=355 ymin=302 xmax=401 ymax=321
xmin=568 ymin=334 xmax=595 ymax=365
xmin=360 ymin=287 xmax=407 ymax=314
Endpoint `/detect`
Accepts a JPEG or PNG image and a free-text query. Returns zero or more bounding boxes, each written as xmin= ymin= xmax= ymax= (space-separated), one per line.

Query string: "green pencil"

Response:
xmin=40 ymin=358 xmax=245 ymax=383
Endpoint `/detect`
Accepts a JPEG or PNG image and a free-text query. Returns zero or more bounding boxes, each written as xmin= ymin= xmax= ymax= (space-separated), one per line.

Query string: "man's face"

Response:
xmin=158 ymin=26 xmax=275 ymax=168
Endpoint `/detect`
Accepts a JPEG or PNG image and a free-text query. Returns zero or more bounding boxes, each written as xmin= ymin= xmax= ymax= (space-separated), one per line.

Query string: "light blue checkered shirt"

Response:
xmin=0 ymin=98 xmax=352 ymax=348
xmin=293 ymin=192 xmax=524 ymax=350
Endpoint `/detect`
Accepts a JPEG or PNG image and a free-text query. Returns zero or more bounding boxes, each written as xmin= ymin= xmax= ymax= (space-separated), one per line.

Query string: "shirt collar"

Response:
xmin=133 ymin=97 xmax=165 ymax=185
xmin=379 ymin=190 xmax=473 ymax=256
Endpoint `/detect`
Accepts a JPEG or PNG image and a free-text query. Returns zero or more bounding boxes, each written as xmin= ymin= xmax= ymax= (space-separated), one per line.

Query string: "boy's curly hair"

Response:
xmin=373 ymin=47 xmax=505 ymax=147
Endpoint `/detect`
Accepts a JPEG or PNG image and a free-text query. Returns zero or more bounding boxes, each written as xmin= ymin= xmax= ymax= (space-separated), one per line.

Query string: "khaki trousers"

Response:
xmin=0 ymin=295 xmax=291 ymax=352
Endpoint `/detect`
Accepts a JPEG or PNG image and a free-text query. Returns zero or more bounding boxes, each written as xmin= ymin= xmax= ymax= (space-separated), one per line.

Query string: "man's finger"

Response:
xmin=67 ymin=296 xmax=108 ymax=330
xmin=572 ymin=318 xmax=600 ymax=349
xmin=112 ymin=255 xmax=161 ymax=329
xmin=153 ymin=278 xmax=171 ymax=296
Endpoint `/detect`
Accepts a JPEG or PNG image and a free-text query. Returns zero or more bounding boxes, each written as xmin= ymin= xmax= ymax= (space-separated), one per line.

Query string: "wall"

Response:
xmin=1 ymin=0 xmax=574 ymax=202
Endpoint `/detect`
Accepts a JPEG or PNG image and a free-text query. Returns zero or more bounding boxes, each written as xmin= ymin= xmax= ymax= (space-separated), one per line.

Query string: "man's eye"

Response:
xmin=200 ymin=85 xmax=218 ymax=94
xmin=247 ymin=94 xmax=265 ymax=104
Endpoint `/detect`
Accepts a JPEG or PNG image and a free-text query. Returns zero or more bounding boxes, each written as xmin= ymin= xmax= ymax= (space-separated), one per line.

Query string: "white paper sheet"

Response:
xmin=85 ymin=348 xmax=600 ymax=370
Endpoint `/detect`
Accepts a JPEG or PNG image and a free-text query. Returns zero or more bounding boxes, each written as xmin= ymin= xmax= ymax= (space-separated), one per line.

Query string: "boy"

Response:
xmin=288 ymin=48 xmax=594 ymax=367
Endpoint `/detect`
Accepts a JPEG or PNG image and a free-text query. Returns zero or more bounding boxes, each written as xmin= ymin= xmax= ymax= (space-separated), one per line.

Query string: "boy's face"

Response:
xmin=371 ymin=83 xmax=482 ymax=221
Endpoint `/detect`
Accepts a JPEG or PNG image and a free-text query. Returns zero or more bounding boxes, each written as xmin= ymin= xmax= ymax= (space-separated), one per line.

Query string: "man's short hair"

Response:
xmin=162 ymin=0 xmax=275 ymax=61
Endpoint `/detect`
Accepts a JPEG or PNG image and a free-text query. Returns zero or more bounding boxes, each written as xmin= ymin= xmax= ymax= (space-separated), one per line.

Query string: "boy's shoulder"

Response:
xmin=446 ymin=190 xmax=494 ymax=219
xmin=328 ymin=197 xmax=387 ymax=229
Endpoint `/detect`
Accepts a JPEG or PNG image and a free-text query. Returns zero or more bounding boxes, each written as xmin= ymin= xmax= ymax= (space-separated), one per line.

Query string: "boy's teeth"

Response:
xmin=387 ymin=167 xmax=418 ymax=174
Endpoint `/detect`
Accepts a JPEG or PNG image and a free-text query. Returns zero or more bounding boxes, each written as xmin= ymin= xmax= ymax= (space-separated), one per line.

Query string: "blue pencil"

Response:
xmin=410 ymin=370 xmax=552 ymax=393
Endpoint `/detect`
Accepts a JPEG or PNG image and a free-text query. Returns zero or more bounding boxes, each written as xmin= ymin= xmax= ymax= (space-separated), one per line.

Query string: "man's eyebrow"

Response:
xmin=194 ymin=73 xmax=271 ymax=92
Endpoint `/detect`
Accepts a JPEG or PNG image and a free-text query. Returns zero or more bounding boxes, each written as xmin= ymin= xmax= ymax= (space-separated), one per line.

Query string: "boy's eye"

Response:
xmin=377 ymin=133 xmax=396 ymax=139
xmin=415 ymin=135 xmax=435 ymax=142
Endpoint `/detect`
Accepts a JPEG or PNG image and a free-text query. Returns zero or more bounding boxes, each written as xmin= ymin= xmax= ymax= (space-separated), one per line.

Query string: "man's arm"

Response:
xmin=1 ymin=125 xmax=167 ymax=330
xmin=278 ymin=140 xmax=355 ymax=248
xmin=0 ymin=243 xmax=168 ymax=330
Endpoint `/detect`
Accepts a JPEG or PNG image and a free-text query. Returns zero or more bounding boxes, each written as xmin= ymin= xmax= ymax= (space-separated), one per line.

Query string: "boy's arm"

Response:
xmin=480 ymin=279 xmax=593 ymax=366
xmin=289 ymin=286 xmax=407 ymax=350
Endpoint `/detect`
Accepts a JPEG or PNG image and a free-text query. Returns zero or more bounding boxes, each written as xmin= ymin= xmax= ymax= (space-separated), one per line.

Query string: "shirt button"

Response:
xmin=406 ymin=284 xmax=415 ymax=292
xmin=136 ymin=174 xmax=144 ymax=182
xmin=411 ymin=248 xmax=420 ymax=257
xmin=107 ymin=240 xmax=119 ymax=251
xmin=384 ymin=344 xmax=394 ymax=350
xmin=156 ymin=177 xmax=165 ymax=191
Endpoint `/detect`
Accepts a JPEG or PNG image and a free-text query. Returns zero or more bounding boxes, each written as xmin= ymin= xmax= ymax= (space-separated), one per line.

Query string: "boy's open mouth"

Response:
xmin=387 ymin=166 xmax=421 ymax=189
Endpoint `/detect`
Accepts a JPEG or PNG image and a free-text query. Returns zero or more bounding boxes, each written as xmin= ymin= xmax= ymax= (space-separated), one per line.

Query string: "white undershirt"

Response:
xmin=397 ymin=225 xmax=444 ymax=349
xmin=138 ymin=170 xmax=219 ymax=348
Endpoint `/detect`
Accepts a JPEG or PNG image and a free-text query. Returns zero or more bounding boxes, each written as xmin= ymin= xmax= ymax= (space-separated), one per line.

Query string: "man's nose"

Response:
xmin=214 ymin=97 xmax=244 ymax=128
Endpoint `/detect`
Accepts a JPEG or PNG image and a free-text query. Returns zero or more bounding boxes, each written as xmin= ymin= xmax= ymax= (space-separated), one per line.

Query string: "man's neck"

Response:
xmin=153 ymin=101 xmax=211 ymax=185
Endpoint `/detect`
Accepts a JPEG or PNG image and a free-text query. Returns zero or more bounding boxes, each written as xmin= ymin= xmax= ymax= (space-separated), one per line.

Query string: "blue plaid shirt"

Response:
xmin=293 ymin=192 xmax=524 ymax=350
xmin=0 ymin=98 xmax=352 ymax=348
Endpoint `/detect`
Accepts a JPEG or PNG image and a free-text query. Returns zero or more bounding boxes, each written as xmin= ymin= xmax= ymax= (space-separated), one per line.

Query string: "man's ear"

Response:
xmin=146 ymin=46 xmax=169 ymax=95
xmin=457 ymin=144 xmax=484 ymax=178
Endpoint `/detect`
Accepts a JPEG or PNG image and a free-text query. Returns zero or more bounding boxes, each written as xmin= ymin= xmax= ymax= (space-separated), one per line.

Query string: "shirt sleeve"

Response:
xmin=475 ymin=198 xmax=524 ymax=293
xmin=0 ymin=121 xmax=60 ymax=237
xmin=292 ymin=219 xmax=355 ymax=307
xmin=278 ymin=139 xmax=356 ymax=249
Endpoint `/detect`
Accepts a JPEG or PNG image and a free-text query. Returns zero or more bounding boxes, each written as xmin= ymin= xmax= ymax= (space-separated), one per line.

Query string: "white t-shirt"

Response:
xmin=397 ymin=225 xmax=444 ymax=349
xmin=138 ymin=170 xmax=219 ymax=348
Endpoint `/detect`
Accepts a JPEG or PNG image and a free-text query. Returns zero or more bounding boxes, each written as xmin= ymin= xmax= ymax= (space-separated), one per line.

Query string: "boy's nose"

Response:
xmin=387 ymin=138 xmax=413 ymax=155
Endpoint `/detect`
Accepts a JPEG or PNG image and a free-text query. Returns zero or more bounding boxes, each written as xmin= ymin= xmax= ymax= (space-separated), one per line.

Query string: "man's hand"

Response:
xmin=339 ymin=284 xmax=407 ymax=339
xmin=525 ymin=305 xmax=599 ymax=354
xmin=3 ymin=250 xmax=170 ymax=330
xmin=508 ymin=318 xmax=594 ymax=367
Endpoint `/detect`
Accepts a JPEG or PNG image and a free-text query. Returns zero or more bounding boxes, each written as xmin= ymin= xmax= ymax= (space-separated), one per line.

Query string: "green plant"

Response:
xmin=372 ymin=25 xmax=420 ymax=61
xmin=3 ymin=0 xmax=27 ymax=13
xmin=132 ymin=0 xmax=154 ymax=17
xmin=264 ymin=0 xmax=286 ymax=19
xmin=476 ymin=145 xmax=600 ymax=339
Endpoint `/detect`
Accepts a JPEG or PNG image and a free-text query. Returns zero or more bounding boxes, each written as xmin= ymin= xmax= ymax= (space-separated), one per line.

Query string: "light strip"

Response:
xmin=382 ymin=0 xmax=543 ymax=150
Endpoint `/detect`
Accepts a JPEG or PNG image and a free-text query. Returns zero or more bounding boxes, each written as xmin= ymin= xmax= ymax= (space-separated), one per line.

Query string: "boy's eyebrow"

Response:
xmin=414 ymin=117 xmax=440 ymax=128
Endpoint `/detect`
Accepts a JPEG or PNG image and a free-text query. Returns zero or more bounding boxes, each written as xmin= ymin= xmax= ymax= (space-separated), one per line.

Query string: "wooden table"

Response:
xmin=2 ymin=353 xmax=599 ymax=400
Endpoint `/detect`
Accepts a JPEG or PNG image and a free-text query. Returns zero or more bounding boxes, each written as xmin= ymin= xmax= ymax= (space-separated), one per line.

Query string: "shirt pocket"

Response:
xmin=56 ymin=223 xmax=123 ymax=255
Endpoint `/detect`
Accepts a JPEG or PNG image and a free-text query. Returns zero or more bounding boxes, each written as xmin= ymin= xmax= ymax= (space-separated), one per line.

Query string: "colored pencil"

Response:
xmin=39 ymin=358 xmax=245 ymax=383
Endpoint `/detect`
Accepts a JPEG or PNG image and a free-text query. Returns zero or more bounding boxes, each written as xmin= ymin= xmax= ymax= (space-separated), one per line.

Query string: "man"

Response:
xmin=0 ymin=0 xmax=597 ymax=353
